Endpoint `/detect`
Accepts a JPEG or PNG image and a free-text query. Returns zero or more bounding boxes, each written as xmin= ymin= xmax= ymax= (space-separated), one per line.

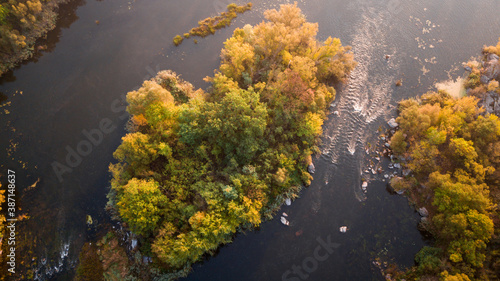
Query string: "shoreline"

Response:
xmin=0 ymin=0 xmax=72 ymax=77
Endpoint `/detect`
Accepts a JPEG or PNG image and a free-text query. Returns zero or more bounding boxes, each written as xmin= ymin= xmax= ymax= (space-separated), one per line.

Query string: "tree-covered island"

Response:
xmin=105 ymin=2 xmax=356 ymax=276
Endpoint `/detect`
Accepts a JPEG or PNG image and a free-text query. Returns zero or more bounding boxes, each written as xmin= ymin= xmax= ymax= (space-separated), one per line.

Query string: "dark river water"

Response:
xmin=0 ymin=0 xmax=499 ymax=280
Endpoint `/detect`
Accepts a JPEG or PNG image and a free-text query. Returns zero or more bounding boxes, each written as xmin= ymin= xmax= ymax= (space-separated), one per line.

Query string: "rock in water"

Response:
xmin=488 ymin=53 xmax=499 ymax=61
xmin=281 ymin=216 xmax=289 ymax=226
xmin=339 ymin=226 xmax=348 ymax=233
xmin=481 ymin=75 xmax=490 ymax=84
xmin=387 ymin=118 xmax=398 ymax=128
xmin=285 ymin=198 xmax=292 ymax=206
xmin=308 ymin=163 xmax=315 ymax=174
xmin=418 ymin=207 xmax=429 ymax=217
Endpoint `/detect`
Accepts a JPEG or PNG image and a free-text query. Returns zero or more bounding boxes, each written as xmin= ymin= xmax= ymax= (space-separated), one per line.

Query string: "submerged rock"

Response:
xmin=308 ymin=163 xmax=315 ymax=174
xmin=488 ymin=53 xmax=500 ymax=61
xmin=481 ymin=91 xmax=500 ymax=115
xmin=418 ymin=217 xmax=431 ymax=231
xmin=418 ymin=207 xmax=429 ymax=217
xmin=387 ymin=118 xmax=398 ymax=128
xmin=481 ymin=75 xmax=490 ymax=84
xmin=281 ymin=216 xmax=290 ymax=226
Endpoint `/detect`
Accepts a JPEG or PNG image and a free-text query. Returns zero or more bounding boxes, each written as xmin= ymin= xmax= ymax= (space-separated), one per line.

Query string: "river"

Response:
xmin=0 ymin=0 xmax=499 ymax=280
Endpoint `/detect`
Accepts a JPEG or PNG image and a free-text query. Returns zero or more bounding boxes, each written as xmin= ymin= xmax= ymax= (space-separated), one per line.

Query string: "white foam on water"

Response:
xmin=321 ymin=8 xmax=398 ymax=200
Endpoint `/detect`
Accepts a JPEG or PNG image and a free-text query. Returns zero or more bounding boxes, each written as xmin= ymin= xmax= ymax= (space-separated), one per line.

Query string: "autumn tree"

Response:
xmin=393 ymin=90 xmax=500 ymax=279
xmin=117 ymin=178 xmax=168 ymax=236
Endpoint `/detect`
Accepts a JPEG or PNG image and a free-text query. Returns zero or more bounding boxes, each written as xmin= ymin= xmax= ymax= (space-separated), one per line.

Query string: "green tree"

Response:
xmin=113 ymin=132 xmax=159 ymax=174
xmin=179 ymin=88 xmax=268 ymax=166
xmin=415 ymin=246 xmax=443 ymax=274
xmin=117 ymin=178 xmax=168 ymax=236
xmin=390 ymin=130 xmax=407 ymax=155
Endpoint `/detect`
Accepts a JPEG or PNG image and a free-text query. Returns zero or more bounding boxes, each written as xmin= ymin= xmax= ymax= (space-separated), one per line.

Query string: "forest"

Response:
xmin=0 ymin=0 xmax=68 ymax=75
xmin=106 ymin=3 xmax=355 ymax=273
xmin=390 ymin=38 xmax=500 ymax=280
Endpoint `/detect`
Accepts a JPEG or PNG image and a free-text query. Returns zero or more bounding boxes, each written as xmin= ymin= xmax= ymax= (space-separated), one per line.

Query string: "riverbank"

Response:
xmin=383 ymin=38 xmax=500 ymax=280
xmin=0 ymin=0 xmax=72 ymax=76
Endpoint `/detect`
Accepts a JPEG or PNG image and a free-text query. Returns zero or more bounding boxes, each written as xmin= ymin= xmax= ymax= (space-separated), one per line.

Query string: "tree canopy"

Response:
xmin=392 ymin=89 xmax=500 ymax=279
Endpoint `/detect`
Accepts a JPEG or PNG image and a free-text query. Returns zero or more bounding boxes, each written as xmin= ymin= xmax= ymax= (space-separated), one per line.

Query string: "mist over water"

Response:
xmin=0 ymin=0 xmax=499 ymax=280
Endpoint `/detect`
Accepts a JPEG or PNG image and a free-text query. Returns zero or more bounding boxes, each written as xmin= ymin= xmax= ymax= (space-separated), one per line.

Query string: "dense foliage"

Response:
xmin=108 ymin=3 xmax=355 ymax=271
xmin=173 ymin=3 xmax=252 ymax=46
xmin=0 ymin=0 xmax=68 ymax=75
xmin=392 ymin=39 xmax=500 ymax=280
